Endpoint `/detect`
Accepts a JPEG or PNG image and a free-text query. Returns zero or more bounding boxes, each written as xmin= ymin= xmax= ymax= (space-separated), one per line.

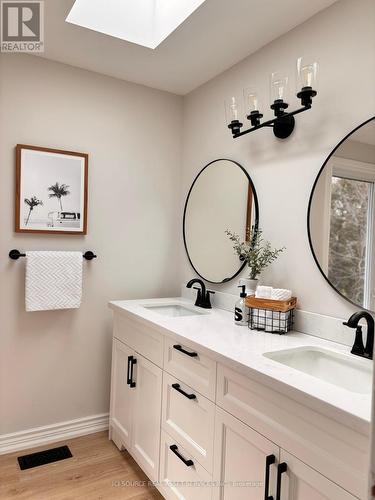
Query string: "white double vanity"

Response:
xmin=108 ymin=297 xmax=371 ymax=500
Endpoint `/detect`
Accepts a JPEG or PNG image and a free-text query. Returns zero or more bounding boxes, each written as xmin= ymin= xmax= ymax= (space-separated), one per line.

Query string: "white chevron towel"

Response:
xmin=25 ymin=251 xmax=83 ymax=312
xmin=271 ymin=288 xmax=292 ymax=301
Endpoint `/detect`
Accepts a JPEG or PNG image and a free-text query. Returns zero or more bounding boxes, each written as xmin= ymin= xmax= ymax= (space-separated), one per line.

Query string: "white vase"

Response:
xmin=239 ymin=278 xmax=259 ymax=296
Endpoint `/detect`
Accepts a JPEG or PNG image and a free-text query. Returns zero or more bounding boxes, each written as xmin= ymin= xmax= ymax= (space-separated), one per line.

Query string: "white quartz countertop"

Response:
xmin=109 ymin=297 xmax=372 ymax=433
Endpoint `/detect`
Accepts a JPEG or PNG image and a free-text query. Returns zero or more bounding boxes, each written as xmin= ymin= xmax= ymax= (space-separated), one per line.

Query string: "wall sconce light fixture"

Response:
xmin=226 ymin=57 xmax=318 ymax=139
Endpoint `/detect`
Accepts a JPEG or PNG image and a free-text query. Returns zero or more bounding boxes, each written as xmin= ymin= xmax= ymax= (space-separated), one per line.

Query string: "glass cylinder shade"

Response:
xmin=243 ymin=88 xmax=261 ymax=114
xmin=225 ymin=95 xmax=241 ymax=123
xmin=297 ymin=57 xmax=318 ymax=91
xmin=270 ymin=72 xmax=289 ymax=103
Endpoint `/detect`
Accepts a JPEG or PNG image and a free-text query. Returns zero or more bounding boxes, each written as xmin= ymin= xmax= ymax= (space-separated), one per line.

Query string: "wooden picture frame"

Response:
xmin=15 ymin=145 xmax=88 ymax=235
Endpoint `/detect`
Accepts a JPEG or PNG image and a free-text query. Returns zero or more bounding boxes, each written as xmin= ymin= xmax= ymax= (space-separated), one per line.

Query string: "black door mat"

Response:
xmin=17 ymin=445 xmax=72 ymax=470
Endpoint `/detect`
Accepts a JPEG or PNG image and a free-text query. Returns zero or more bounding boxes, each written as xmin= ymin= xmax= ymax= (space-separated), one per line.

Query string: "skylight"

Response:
xmin=66 ymin=0 xmax=207 ymax=49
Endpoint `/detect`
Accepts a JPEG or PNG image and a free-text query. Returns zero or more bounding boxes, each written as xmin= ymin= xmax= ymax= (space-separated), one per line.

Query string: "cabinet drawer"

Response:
xmin=114 ymin=313 xmax=163 ymax=367
xmin=216 ymin=363 xmax=368 ymax=498
xmin=159 ymin=430 xmax=212 ymax=500
xmin=162 ymin=372 xmax=215 ymax=472
xmin=164 ymin=338 xmax=216 ymax=401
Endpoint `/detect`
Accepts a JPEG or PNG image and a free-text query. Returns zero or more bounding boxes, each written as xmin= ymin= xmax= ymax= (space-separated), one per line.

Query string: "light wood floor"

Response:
xmin=0 ymin=432 xmax=164 ymax=500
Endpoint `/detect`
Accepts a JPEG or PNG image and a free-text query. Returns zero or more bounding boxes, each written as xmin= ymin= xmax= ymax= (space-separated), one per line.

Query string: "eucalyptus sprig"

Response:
xmin=225 ymin=228 xmax=285 ymax=280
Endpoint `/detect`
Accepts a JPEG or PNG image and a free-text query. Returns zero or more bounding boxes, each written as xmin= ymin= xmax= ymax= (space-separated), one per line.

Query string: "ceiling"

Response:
xmin=351 ymin=121 xmax=375 ymax=147
xmin=38 ymin=0 xmax=338 ymax=95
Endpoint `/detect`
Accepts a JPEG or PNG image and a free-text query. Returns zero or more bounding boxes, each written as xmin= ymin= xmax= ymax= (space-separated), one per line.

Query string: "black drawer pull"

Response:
xmin=127 ymin=356 xmax=137 ymax=388
xmin=173 ymin=344 xmax=198 ymax=357
xmin=276 ymin=462 xmax=287 ymax=500
xmin=172 ymin=383 xmax=197 ymax=400
xmin=264 ymin=454 xmax=275 ymax=500
xmin=169 ymin=445 xmax=194 ymax=467
xmin=127 ymin=356 xmax=132 ymax=385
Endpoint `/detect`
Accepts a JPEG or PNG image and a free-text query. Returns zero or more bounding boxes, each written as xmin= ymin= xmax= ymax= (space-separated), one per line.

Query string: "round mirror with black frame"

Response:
xmin=183 ymin=158 xmax=259 ymax=284
xmin=308 ymin=116 xmax=375 ymax=310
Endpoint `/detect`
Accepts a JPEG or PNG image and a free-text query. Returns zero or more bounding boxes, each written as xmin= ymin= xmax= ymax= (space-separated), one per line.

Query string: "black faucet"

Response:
xmin=186 ymin=279 xmax=215 ymax=309
xmin=343 ymin=311 xmax=374 ymax=359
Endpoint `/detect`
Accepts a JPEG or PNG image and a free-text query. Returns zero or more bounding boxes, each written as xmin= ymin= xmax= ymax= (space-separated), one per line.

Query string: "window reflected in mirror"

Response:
xmin=309 ymin=117 xmax=375 ymax=310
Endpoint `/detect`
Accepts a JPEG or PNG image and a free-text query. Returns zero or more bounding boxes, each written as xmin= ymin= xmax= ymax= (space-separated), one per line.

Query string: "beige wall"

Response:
xmin=0 ymin=55 xmax=183 ymax=434
xmin=181 ymin=0 xmax=375 ymax=319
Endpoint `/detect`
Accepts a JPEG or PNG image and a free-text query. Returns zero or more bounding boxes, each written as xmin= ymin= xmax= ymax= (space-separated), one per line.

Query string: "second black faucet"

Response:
xmin=343 ymin=310 xmax=374 ymax=359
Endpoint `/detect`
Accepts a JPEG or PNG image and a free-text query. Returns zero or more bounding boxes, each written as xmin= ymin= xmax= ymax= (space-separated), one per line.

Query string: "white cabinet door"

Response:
xmin=213 ymin=407 xmax=279 ymax=500
xmin=279 ymin=450 xmax=356 ymax=500
xmin=109 ymin=339 xmax=134 ymax=449
xmin=131 ymin=353 xmax=163 ymax=482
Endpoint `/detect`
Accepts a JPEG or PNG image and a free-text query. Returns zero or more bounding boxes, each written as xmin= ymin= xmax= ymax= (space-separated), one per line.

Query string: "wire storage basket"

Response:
xmin=245 ymin=296 xmax=297 ymax=334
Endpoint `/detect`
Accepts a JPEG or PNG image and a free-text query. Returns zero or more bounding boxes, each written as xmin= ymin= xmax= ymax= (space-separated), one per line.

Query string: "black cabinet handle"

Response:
xmin=276 ymin=462 xmax=287 ymax=500
xmin=169 ymin=445 xmax=194 ymax=467
xmin=127 ymin=356 xmax=137 ymax=388
xmin=172 ymin=383 xmax=197 ymax=400
xmin=173 ymin=344 xmax=198 ymax=357
xmin=264 ymin=454 xmax=276 ymax=500
xmin=127 ymin=356 xmax=133 ymax=385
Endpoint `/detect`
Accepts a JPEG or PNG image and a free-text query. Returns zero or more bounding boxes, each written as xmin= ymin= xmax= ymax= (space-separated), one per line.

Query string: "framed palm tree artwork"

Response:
xmin=15 ymin=145 xmax=88 ymax=234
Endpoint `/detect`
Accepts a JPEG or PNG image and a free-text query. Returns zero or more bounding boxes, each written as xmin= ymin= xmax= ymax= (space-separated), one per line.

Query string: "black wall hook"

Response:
xmin=9 ymin=249 xmax=26 ymax=260
xmin=83 ymin=251 xmax=97 ymax=261
xmin=9 ymin=249 xmax=97 ymax=260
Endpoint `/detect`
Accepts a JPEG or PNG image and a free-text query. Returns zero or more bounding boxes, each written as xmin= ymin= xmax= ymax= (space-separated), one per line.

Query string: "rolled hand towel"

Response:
xmin=266 ymin=311 xmax=291 ymax=333
xmin=265 ymin=310 xmax=275 ymax=332
xmin=271 ymin=288 xmax=292 ymax=301
xmin=249 ymin=308 xmax=267 ymax=330
xmin=255 ymin=286 xmax=273 ymax=299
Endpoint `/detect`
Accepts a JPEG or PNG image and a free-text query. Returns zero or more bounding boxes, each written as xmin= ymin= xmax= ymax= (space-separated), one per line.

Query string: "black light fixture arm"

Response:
xmin=231 ymin=103 xmax=311 ymax=139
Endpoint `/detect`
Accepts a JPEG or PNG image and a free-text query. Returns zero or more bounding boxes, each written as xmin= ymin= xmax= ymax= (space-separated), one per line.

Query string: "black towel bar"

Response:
xmin=9 ymin=249 xmax=97 ymax=261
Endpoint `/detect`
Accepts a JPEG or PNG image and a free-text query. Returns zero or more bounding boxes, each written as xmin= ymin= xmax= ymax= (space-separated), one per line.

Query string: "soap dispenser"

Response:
xmin=234 ymin=285 xmax=248 ymax=326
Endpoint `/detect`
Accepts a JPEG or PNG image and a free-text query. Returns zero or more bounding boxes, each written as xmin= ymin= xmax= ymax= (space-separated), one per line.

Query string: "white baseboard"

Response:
xmin=0 ymin=413 xmax=109 ymax=455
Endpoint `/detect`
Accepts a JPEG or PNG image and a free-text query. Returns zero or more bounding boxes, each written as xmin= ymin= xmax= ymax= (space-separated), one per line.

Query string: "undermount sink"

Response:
xmin=263 ymin=346 xmax=372 ymax=394
xmin=143 ymin=303 xmax=207 ymax=318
